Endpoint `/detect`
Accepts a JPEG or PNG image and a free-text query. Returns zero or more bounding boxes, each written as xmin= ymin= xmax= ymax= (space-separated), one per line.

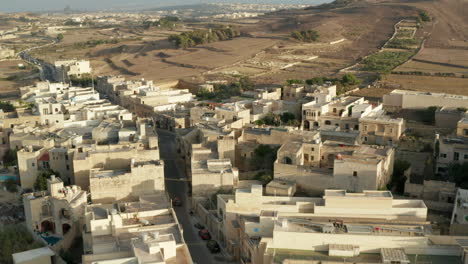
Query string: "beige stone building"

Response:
xmin=215 ymin=187 xmax=429 ymax=262
xmin=54 ymin=60 xmax=92 ymax=82
xmin=383 ymin=89 xmax=468 ymax=112
xmin=274 ymin=132 xmax=395 ymax=194
xmin=359 ymin=112 xmax=405 ymax=146
xmin=23 ymin=176 xmax=87 ymax=241
xmin=82 ymin=195 xmax=192 ymax=264
xmin=89 ymin=160 xmax=165 ymax=203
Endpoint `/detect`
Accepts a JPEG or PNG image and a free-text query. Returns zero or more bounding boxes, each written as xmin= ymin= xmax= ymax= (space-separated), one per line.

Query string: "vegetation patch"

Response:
xmin=291 ymin=30 xmax=320 ymax=42
xmin=386 ymin=38 xmax=420 ymax=49
xmin=143 ymin=16 xmax=181 ymax=29
xmin=362 ymin=51 xmax=415 ymax=73
xmin=169 ymin=27 xmax=241 ymax=49
xmin=0 ymin=224 xmax=44 ymax=264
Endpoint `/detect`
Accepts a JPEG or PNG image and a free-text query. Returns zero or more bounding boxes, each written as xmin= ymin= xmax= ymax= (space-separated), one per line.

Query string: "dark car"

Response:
xmin=206 ymin=240 xmax=220 ymax=253
xmin=198 ymin=229 xmax=211 ymax=240
xmin=172 ymin=197 xmax=182 ymax=207
xmin=194 ymin=223 xmax=205 ymax=229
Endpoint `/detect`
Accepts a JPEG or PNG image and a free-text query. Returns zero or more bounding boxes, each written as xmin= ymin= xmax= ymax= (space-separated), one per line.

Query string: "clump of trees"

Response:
xmin=255 ymin=112 xmax=300 ymax=127
xmin=291 ymin=29 xmax=320 ymax=42
xmin=144 ymin=16 xmax=181 ymax=29
xmin=70 ymin=74 xmax=96 ymax=87
xmin=3 ymin=149 xmax=17 ymax=168
xmin=197 ymin=76 xmax=254 ymax=101
xmin=0 ymin=224 xmax=44 ymax=264
xmin=447 ymin=162 xmax=468 ymax=189
xmin=418 ymin=11 xmax=431 ymax=23
xmin=34 ymin=170 xmax=60 ymax=191
xmin=251 ymin=144 xmax=278 ymax=185
xmin=169 ymin=27 xmax=241 ymax=49
xmin=0 ymin=101 xmax=15 ymax=112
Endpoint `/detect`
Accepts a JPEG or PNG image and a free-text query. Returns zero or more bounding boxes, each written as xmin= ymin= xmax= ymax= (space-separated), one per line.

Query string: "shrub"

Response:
xmin=419 ymin=11 xmax=431 ymax=23
xmin=291 ymin=30 xmax=320 ymax=42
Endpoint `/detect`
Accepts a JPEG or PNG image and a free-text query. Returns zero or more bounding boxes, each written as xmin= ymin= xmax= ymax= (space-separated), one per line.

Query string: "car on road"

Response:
xmin=198 ymin=229 xmax=211 ymax=240
xmin=172 ymin=197 xmax=182 ymax=207
xmin=206 ymin=240 xmax=220 ymax=253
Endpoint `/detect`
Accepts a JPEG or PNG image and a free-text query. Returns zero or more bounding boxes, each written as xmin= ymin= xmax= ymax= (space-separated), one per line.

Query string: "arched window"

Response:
xmin=325 ymin=120 xmax=331 ymax=125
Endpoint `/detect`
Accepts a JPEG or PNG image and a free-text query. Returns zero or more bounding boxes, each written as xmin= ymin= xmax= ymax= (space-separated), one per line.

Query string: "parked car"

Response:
xmin=194 ymin=223 xmax=205 ymax=229
xmin=206 ymin=240 xmax=220 ymax=253
xmin=172 ymin=197 xmax=182 ymax=207
xmin=198 ymin=229 xmax=211 ymax=240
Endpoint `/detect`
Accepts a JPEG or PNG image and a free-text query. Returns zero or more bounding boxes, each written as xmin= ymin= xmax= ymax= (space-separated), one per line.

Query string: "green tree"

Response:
xmin=4 ymin=179 xmax=17 ymax=193
xmin=3 ymin=149 xmax=17 ymax=168
xmin=34 ymin=170 xmax=59 ymax=191
xmin=0 ymin=101 xmax=15 ymax=112
xmin=251 ymin=145 xmax=278 ymax=173
xmin=239 ymin=76 xmax=254 ymax=91
xmin=57 ymin=33 xmax=64 ymax=42
xmin=447 ymin=162 xmax=468 ymax=188
xmin=306 ymin=77 xmax=324 ymax=85
xmin=418 ymin=11 xmax=431 ymax=22
xmin=341 ymin=73 xmax=360 ymax=86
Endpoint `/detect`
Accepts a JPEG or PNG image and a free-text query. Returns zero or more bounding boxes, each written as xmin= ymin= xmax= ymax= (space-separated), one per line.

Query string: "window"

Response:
xmin=454 ymin=152 xmax=460 ymax=161
xmin=464 ymin=129 xmax=468 ymax=136
xmin=311 ymin=156 xmax=314 ymax=161
xmin=464 ymin=154 xmax=468 ymax=160
xmin=43 ymin=109 xmax=49 ymax=115
xmin=440 ymin=153 xmax=447 ymax=158
xmin=333 ymin=108 xmax=337 ymax=113
xmin=304 ymin=154 xmax=309 ymax=161
xmin=65 ymin=154 xmax=68 ymax=160
xmin=364 ymin=137 xmax=368 ymax=142
xmin=354 ymin=125 xmax=359 ymax=130
xmin=325 ymin=120 xmax=331 ymax=125
xmin=353 ymin=171 xmax=358 ymax=177
xmin=32 ymin=162 xmax=35 ymax=167
xmin=66 ymin=165 xmax=70 ymax=170
xmin=311 ymin=147 xmax=315 ymax=151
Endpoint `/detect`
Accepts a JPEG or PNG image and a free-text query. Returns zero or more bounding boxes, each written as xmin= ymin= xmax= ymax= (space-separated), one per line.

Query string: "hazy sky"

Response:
xmin=1 ymin=0 xmax=323 ymax=12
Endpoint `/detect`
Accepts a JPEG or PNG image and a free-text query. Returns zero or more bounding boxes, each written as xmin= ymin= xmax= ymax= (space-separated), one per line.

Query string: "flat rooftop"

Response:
xmin=324 ymin=190 xmax=393 ymax=198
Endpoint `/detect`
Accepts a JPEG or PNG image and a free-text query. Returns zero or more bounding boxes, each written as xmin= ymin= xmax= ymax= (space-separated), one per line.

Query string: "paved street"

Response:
xmin=157 ymin=129 xmax=233 ymax=264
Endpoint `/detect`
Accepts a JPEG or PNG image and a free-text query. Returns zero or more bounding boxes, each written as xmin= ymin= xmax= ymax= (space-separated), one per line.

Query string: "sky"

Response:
xmin=1 ymin=0 xmax=322 ymax=12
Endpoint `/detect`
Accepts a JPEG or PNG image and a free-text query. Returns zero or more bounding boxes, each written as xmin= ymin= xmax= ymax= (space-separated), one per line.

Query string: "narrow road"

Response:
xmin=157 ymin=129 xmax=224 ymax=264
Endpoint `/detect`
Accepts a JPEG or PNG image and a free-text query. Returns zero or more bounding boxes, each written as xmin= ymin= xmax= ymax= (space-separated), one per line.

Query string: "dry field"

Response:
xmin=0 ymin=60 xmax=39 ymax=99
xmin=354 ymin=75 xmax=468 ymax=100
xmin=395 ymin=48 xmax=468 ymax=75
